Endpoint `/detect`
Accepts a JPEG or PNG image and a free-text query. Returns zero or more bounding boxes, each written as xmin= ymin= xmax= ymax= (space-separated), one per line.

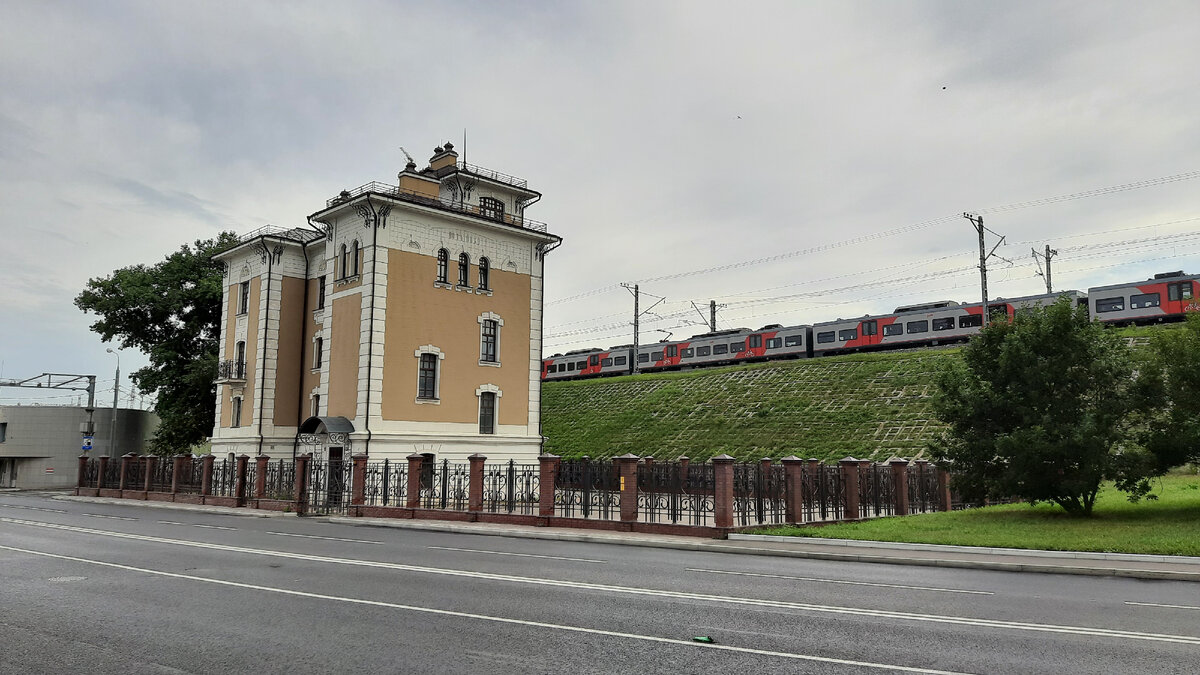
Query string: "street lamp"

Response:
xmin=106 ymin=348 xmax=120 ymax=457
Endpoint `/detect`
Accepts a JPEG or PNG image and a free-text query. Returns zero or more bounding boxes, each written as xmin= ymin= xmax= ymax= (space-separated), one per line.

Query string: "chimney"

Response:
xmin=428 ymin=141 xmax=458 ymax=172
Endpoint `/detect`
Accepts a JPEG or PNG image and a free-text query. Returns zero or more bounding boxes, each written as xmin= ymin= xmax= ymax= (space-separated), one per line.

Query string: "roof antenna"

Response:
xmin=462 ymin=128 xmax=467 ymax=165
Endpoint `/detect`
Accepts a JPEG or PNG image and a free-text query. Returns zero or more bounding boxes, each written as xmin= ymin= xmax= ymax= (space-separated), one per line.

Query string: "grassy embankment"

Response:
xmin=754 ymin=473 xmax=1200 ymax=556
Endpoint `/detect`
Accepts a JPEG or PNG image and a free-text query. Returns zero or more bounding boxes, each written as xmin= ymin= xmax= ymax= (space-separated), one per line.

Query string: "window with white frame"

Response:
xmin=231 ymin=397 xmax=243 ymax=427
xmin=238 ymin=281 xmax=250 ymax=314
xmin=311 ymin=393 xmax=321 ymax=418
xmin=415 ymin=346 xmax=444 ymax=401
xmin=313 ymin=337 xmax=323 ymax=369
xmin=317 ymin=275 xmax=326 ymax=309
xmin=351 ymin=240 xmax=360 ymax=277
xmin=477 ymin=312 xmax=503 ymax=365
xmin=436 ymin=249 xmax=449 ymax=283
xmin=338 ymin=244 xmax=348 ymax=279
xmin=476 ymin=384 xmax=501 ymax=434
xmin=458 ymin=252 xmax=470 ymax=286
xmin=478 ymin=257 xmax=490 ymax=291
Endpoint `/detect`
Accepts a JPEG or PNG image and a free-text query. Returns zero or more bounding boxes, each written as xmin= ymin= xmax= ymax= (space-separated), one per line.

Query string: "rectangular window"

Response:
xmin=601 ymin=357 xmax=613 ymax=367
xmin=317 ymin=276 xmax=326 ymax=310
xmin=696 ymin=346 xmax=711 ymax=357
xmin=907 ymin=320 xmax=929 ymax=333
xmin=1095 ymin=297 xmax=1125 ymax=313
xmin=817 ymin=331 xmax=835 ymax=343
xmin=547 ymin=364 xmax=557 ymax=373
xmin=1130 ymin=293 xmax=1161 ymax=310
xmin=731 ymin=342 xmax=745 ymax=352
xmin=862 ymin=321 xmax=877 ymax=336
xmin=311 ymin=394 xmax=320 ymax=418
xmin=637 ymin=353 xmax=649 ymax=363
xmin=748 ymin=335 xmax=763 ymax=349
xmin=480 ymin=320 xmax=498 ymax=363
xmin=932 ymin=318 xmax=955 ymax=331
xmin=959 ymin=314 xmax=983 ymax=328
xmin=651 ymin=351 xmax=664 ymax=361
xmin=479 ymin=392 xmax=496 ymax=434
xmin=838 ymin=329 xmax=857 ymax=341
xmin=576 ymin=361 xmax=586 ymax=370
xmin=614 ymin=355 xmax=627 ymax=366
xmin=713 ymin=344 xmax=728 ymax=355
xmin=418 ymin=353 xmax=438 ymax=399
xmin=567 ymin=362 xmax=576 ymax=371
xmin=480 ymin=197 xmax=505 ymax=222
xmin=766 ymin=338 xmax=783 ymax=349
xmin=681 ymin=348 xmax=694 ymax=358
xmin=235 ymin=341 xmax=247 ymax=379
xmin=231 ymin=397 xmax=242 ymax=427
xmin=589 ymin=354 xmax=600 ymax=367
xmin=313 ymin=337 xmax=323 ymax=368
xmin=0 ymin=422 xmax=6 ymax=443
xmin=883 ymin=323 xmax=903 ymax=336
xmin=666 ymin=345 xmax=678 ymax=358
xmin=238 ymin=281 xmax=250 ymax=315
xmin=784 ymin=335 xmax=802 ymax=347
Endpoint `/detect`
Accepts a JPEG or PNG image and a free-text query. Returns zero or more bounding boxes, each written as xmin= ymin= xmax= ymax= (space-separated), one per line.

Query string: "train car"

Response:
xmin=810 ymin=291 xmax=1085 ymax=356
xmin=636 ymin=324 xmax=810 ymax=371
xmin=542 ymin=347 xmax=632 ymax=381
xmin=1088 ymin=271 xmax=1199 ymax=324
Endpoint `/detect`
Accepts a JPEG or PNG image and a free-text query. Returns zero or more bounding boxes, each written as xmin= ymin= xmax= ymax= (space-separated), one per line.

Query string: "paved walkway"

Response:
xmin=51 ymin=494 xmax=1200 ymax=582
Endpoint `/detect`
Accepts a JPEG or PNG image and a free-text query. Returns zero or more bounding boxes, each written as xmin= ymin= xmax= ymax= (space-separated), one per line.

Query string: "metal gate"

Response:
xmin=306 ymin=455 xmax=354 ymax=515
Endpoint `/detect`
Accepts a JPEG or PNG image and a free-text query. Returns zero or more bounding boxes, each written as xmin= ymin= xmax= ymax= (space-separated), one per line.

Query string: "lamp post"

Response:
xmin=106 ymin=348 xmax=120 ymax=456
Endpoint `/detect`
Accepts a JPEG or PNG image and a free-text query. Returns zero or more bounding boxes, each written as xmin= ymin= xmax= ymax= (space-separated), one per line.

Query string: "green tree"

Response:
xmin=1136 ymin=312 xmax=1200 ymax=469
xmin=75 ymin=232 xmax=239 ymax=454
xmin=929 ymin=296 xmax=1146 ymax=515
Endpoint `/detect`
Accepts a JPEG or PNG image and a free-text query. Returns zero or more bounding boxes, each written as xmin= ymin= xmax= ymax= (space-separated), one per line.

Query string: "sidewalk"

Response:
xmin=53 ymin=494 xmax=1200 ymax=582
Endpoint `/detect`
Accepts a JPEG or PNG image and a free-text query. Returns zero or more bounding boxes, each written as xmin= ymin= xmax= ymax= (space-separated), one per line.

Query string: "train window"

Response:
xmin=958 ymin=314 xmax=983 ymax=328
xmin=666 ymin=345 xmax=678 ymax=358
xmin=682 ymin=348 xmax=694 ymax=358
xmin=784 ymin=335 xmax=803 ymax=346
xmin=932 ymin=318 xmax=954 ymax=331
xmin=817 ymin=331 xmax=835 ymax=343
xmin=1095 ymin=297 xmax=1124 ymax=313
xmin=748 ymin=335 xmax=763 ymax=349
xmin=589 ymin=355 xmax=601 ymax=367
xmin=838 ymin=329 xmax=857 ymax=341
xmin=731 ymin=342 xmax=746 ymax=352
xmin=1130 ymin=293 xmax=1160 ymax=309
xmin=602 ymin=358 xmax=613 ymax=367
xmin=547 ymin=364 xmax=556 ymax=373
xmin=637 ymin=353 xmax=650 ymax=363
xmin=697 ymin=346 xmax=712 ymax=356
xmin=862 ymin=321 xmax=877 ymax=336
xmin=567 ymin=362 xmax=575 ymax=371
xmin=907 ymin=320 xmax=928 ymax=333
xmin=883 ymin=323 xmax=903 ymax=336
xmin=576 ymin=361 xmax=586 ymax=369
xmin=613 ymin=356 xmax=627 ymax=366
xmin=766 ymin=338 xmax=783 ymax=349
xmin=713 ymin=344 xmax=729 ymax=355
xmin=651 ymin=351 xmax=664 ymax=361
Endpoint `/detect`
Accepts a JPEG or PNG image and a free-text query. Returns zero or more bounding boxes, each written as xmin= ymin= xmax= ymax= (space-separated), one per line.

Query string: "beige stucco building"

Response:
xmin=210 ymin=143 xmax=561 ymax=464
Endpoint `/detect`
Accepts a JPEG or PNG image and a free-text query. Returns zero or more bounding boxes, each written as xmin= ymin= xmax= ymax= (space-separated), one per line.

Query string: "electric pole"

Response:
xmin=691 ymin=300 xmax=725 ymax=332
xmin=963 ymin=212 xmax=1009 ymax=327
xmin=622 ymin=283 xmax=665 ymax=373
xmin=1032 ymin=244 xmax=1058 ymax=294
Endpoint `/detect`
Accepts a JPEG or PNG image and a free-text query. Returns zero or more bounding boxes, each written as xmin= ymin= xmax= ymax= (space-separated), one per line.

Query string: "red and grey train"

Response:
xmin=542 ymin=270 xmax=1199 ymax=381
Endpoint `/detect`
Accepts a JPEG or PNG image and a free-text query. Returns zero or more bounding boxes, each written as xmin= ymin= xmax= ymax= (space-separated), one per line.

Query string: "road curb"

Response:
xmin=51 ymin=494 xmax=299 ymax=518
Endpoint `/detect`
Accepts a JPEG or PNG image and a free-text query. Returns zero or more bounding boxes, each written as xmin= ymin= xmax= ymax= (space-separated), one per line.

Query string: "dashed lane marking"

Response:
xmin=268 ymin=532 xmax=381 ymax=545
xmin=1126 ymin=601 xmax=1200 ymax=611
xmin=688 ymin=568 xmax=993 ymax=595
xmin=192 ymin=524 xmax=235 ymax=530
xmin=80 ymin=513 xmax=137 ymax=521
xmin=428 ymin=546 xmax=606 ymax=564
xmin=0 ymin=503 xmax=68 ymax=513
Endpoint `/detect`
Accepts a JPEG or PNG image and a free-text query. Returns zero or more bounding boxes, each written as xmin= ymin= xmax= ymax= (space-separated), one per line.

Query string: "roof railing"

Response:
xmin=326 ymin=182 xmax=548 ymax=233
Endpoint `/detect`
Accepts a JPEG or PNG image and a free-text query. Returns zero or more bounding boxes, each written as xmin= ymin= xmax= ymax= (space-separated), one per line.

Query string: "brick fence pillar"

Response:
xmin=615 ymin=454 xmax=640 ymax=522
xmin=96 ymin=456 xmax=109 ymax=489
xmin=468 ymin=454 xmax=486 ymax=512
xmin=235 ymin=455 xmax=250 ymax=506
xmin=891 ymin=458 xmax=910 ymax=515
xmin=171 ymin=455 xmax=186 ymax=494
xmin=201 ymin=455 xmax=215 ymax=497
xmin=676 ymin=456 xmax=689 ymax=474
xmin=712 ymin=454 xmax=735 ymax=529
xmin=119 ymin=453 xmax=137 ymax=490
xmin=406 ymin=454 xmax=424 ymax=508
xmin=77 ymin=456 xmax=90 ymax=489
xmin=143 ymin=456 xmax=156 ymax=492
xmin=350 ymin=454 xmax=368 ymax=506
xmin=840 ymin=457 xmax=860 ymax=520
xmin=937 ymin=466 xmax=953 ymax=512
xmin=538 ymin=454 xmax=560 ymax=517
xmin=255 ymin=455 xmax=270 ymax=499
xmin=781 ymin=456 xmax=803 ymax=524
xmin=294 ymin=453 xmax=312 ymax=511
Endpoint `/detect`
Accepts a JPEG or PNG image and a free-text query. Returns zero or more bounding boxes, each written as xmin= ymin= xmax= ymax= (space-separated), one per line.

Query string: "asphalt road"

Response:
xmin=1 ymin=493 xmax=1197 ymax=674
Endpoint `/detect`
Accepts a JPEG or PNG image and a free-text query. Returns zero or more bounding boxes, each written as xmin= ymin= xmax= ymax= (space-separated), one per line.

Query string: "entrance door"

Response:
xmin=327 ymin=447 xmax=344 ymax=506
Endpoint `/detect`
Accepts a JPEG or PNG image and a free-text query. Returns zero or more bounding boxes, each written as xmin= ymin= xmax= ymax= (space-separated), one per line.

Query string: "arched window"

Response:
xmin=351 ymin=240 xmax=360 ymax=277
xmin=339 ymin=244 xmax=348 ymax=279
xmin=458 ymin=253 xmax=470 ymax=287
xmin=436 ymin=249 xmax=448 ymax=283
xmin=478 ymin=257 xmax=490 ymax=291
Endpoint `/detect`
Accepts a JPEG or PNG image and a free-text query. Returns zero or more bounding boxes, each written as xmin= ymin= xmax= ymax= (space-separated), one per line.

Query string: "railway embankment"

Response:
xmin=541 ymin=324 xmax=1172 ymax=463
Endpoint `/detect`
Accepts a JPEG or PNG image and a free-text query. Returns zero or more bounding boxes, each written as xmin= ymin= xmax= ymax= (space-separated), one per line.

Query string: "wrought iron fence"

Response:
xmin=263 ymin=459 xmax=296 ymax=501
xmin=908 ymin=463 xmax=940 ymax=514
xmin=210 ymin=458 xmax=237 ymax=498
xmin=733 ymin=463 xmax=787 ymax=526
xmin=307 ymin=457 xmax=354 ymax=514
xmin=175 ymin=457 xmax=204 ymax=494
xmin=122 ymin=458 xmax=145 ymax=490
xmin=362 ymin=459 xmax=407 ymax=507
xmin=482 ymin=461 xmax=540 ymax=515
xmin=81 ymin=458 xmax=98 ymax=488
xmin=554 ymin=459 xmax=619 ymax=520
xmin=803 ymin=463 xmax=844 ymax=522
xmin=636 ymin=462 xmax=714 ymax=526
xmin=149 ymin=458 xmax=174 ymax=492
xmin=420 ymin=460 xmax=469 ymax=510
xmin=243 ymin=460 xmax=259 ymax=500
xmin=858 ymin=463 xmax=896 ymax=519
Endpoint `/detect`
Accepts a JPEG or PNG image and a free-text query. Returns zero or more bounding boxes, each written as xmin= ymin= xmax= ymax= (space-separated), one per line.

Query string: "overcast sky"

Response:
xmin=3 ymin=0 xmax=1199 ymax=406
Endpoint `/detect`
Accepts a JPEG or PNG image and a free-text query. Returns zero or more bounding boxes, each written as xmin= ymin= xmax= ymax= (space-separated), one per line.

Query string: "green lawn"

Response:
xmin=753 ymin=473 xmax=1200 ymax=556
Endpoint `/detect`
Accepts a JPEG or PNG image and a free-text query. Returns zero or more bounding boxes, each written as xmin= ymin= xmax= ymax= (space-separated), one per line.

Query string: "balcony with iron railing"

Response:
xmin=216 ymin=359 xmax=247 ymax=383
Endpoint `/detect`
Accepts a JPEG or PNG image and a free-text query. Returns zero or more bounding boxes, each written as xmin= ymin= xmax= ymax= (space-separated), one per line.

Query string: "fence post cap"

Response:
xmin=839 ymin=456 xmax=860 ymax=464
xmin=675 ymin=455 xmax=689 ymax=462
xmin=537 ymin=453 xmax=560 ymax=460
xmin=780 ymin=455 xmax=803 ymax=463
xmin=614 ymin=453 xmax=640 ymax=461
xmin=122 ymin=452 xmax=139 ymax=458
xmin=406 ymin=453 xmax=426 ymax=460
xmin=710 ymin=454 xmax=736 ymax=463
xmin=351 ymin=453 xmax=369 ymax=460
xmin=467 ymin=453 xmax=487 ymax=460
xmin=889 ymin=457 xmax=911 ymax=466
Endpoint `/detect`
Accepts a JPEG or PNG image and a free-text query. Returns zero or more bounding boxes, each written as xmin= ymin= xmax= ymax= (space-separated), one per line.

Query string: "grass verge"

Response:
xmin=752 ymin=473 xmax=1200 ymax=557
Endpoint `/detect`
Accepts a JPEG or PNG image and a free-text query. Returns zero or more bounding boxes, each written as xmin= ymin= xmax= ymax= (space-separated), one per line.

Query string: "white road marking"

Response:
xmin=1126 ymin=601 xmax=1200 ymax=611
xmin=192 ymin=524 xmax=235 ymax=530
xmin=80 ymin=513 xmax=137 ymax=521
xmin=0 ymin=542 xmax=971 ymax=675
xmin=688 ymin=568 xmax=993 ymax=595
xmin=4 ymin=517 xmax=1199 ymax=646
xmin=156 ymin=521 xmax=185 ymax=525
xmin=428 ymin=546 xmax=605 ymax=564
xmin=0 ymin=503 xmax=68 ymax=513
xmin=268 ymin=532 xmax=381 ymax=545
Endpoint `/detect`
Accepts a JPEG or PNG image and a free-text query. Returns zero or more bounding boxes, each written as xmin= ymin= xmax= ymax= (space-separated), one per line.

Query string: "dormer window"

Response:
xmin=436 ymin=248 xmax=449 ymax=283
xmin=480 ymin=197 xmax=504 ymax=222
xmin=458 ymin=253 xmax=470 ymax=287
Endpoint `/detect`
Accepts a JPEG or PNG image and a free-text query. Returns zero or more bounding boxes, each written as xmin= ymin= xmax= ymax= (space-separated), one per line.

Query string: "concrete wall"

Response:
xmin=0 ymin=406 xmax=158 ymax=489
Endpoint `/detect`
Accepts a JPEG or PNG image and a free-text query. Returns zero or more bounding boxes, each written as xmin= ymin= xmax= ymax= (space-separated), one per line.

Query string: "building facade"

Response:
xmin=0 ymin=406 xmax=158 ymax=489
xmin=210 ymin=143 xmax=560 ymax=464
